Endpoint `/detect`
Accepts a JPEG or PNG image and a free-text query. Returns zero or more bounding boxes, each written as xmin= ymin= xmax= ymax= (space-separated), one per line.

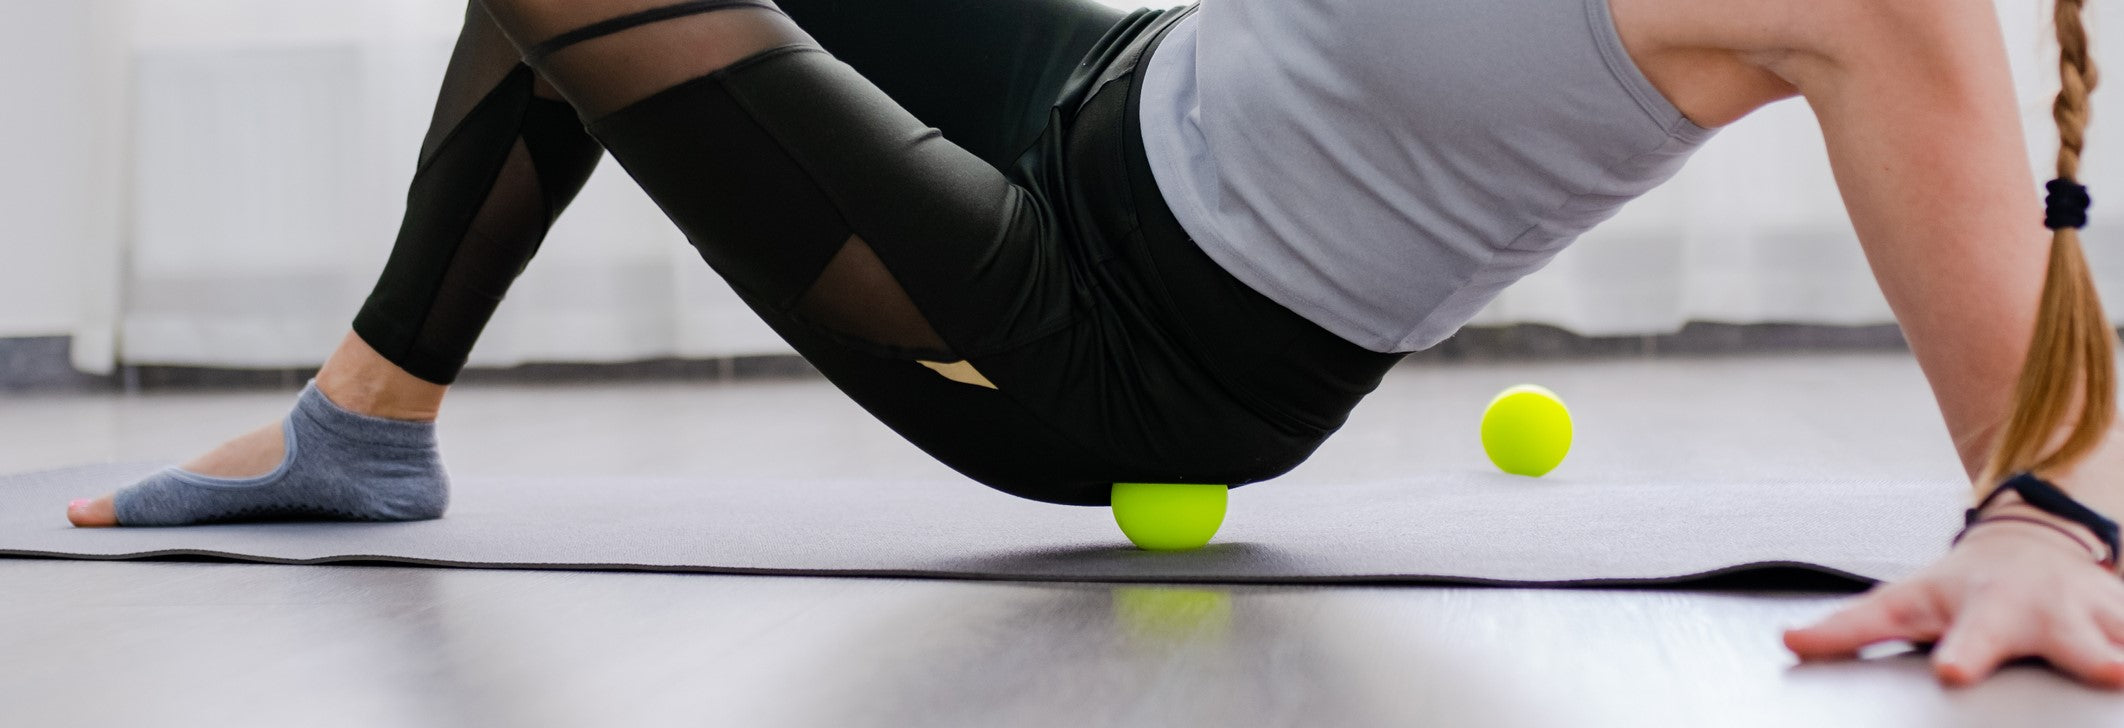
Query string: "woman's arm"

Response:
xmin=1617 ymin=0 xmax=2078 ymax=481
xmin=1760 ymin=0 xmax=2124 ymax=517
xmin=1748 ymin=0 xmax=2124 ymax=687
xmin=1773 ymin=0 xmax=2051 ymax=482
xmin=1616 ymin=0 xmax=2124 ymax=687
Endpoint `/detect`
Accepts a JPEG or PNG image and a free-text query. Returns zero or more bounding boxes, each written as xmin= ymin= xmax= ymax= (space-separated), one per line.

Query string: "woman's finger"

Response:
xmin=1932 ymin=603 xmax=2019 ymax=687
xmin=2042 ymin=616 xmax=2124 ymax=689
xmin=2092 ymin=599 xmax=2124 ymax=646
xmin=1784 ymin=588 xmax=1944 ymax=658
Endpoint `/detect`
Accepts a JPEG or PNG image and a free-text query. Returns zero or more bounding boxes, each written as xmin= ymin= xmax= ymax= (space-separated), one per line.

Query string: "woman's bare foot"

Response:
xmin=68 ymin=331 xmax=448 ymax=527
xmin=65 ymin=422 xmax=288 ymax=526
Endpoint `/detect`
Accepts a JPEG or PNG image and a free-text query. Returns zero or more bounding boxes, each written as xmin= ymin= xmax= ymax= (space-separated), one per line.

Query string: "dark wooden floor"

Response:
xmin=5 ymin=354 xmax=2123 ymax=726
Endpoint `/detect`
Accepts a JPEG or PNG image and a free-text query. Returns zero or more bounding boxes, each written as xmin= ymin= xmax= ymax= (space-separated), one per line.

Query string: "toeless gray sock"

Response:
xmin=113 ymin=380 xmax=449 ymax=526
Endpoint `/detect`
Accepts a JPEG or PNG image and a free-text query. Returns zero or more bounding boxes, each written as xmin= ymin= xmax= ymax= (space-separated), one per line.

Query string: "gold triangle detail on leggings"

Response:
xmin=917 ymin=360 xmax=999 ymax=390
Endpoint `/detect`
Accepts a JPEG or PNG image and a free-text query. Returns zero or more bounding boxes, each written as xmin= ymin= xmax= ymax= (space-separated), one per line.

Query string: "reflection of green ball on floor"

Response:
xmin=1113 ymin=586 xmax=1233 ymax=644
xmin=1111 ymin=482 xmax=1228 ymax=551
xmin=1480 ymin=384 xmax=1573 ymax=477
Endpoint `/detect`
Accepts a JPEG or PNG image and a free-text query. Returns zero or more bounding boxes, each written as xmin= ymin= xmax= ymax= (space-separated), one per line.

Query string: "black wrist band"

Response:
xmin=1953 ymin=514 xmax=2103 ymax=559
xmin=1960 ymin=472 xmax=2121 ymax=568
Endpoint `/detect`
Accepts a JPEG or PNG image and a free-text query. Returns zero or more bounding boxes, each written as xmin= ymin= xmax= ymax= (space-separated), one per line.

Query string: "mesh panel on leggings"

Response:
xmin=491 ymin=0 xmax=960 ymax=360
xmin=351 ymin=2 xmax=603 ymax=384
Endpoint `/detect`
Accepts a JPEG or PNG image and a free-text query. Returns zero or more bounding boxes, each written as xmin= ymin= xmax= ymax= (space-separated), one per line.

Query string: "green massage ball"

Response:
xmin=1111 ymin=482 xmax=1228 ymax=551
xmin=1480 ymin=384 xmax=1573 ymax=477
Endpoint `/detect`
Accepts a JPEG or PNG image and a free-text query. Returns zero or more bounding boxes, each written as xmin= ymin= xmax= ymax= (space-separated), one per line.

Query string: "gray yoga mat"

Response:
xmin=0 ymin=462 xmax=1964 ymax=588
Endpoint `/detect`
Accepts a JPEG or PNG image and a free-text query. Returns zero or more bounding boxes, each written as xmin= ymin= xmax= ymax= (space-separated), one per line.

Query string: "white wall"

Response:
xmin=104 ymin=0 xmax=1174 ymax=371
xmin=0 ymin=0 xmax=127 ymax=371
xmin=9 ymin=0 xmax=2117 ymax=375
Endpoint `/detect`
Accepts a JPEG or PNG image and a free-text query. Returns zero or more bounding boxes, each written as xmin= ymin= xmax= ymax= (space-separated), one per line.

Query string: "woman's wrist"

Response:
xmin=1958 ymin=491 xmax=2116 ymax=570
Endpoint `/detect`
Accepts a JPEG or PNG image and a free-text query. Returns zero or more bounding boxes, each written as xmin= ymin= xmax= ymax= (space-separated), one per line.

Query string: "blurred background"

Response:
xmin=10 ymin=6 xmax=2124 ymax=722
xmin=2 ymin=0 xmax=2120 ymax=385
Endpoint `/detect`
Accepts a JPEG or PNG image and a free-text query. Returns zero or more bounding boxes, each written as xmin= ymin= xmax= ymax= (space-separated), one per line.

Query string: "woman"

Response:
xmin=64 ymin=0 xmax=2124 ymax=689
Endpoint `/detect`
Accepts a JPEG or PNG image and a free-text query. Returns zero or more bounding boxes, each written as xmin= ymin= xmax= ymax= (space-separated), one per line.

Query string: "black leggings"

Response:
xmin=351 ymin=0 xmax=1403 ymax=505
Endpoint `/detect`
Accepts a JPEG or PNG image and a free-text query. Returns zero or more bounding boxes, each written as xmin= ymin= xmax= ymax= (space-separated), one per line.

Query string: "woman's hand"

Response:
xmin=1784 ymin=514 xmax=2124 ymax=688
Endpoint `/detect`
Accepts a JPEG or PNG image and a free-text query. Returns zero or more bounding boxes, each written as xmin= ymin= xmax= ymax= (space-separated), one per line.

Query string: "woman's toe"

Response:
xmin=67 ymin=495 xmax=118 ymax=527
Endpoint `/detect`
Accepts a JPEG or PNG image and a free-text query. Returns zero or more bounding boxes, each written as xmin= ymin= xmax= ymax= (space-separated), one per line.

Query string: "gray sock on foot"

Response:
xmin=114 ymin=381 xmax=449 ymax=526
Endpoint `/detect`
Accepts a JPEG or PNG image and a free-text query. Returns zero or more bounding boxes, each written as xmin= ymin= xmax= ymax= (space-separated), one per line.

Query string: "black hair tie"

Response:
xmin=2046 ymin=178 xmax=2092 ymax=230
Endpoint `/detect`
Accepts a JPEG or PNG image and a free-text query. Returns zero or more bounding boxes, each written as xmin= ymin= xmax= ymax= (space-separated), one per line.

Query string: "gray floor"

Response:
xmin=5 ymin=353 xmax=2123 ymax=727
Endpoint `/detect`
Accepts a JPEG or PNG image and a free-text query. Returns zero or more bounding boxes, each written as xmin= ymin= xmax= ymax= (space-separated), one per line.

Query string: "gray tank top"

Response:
xmin=1137 ymin=0 xmax=1717 ymax=352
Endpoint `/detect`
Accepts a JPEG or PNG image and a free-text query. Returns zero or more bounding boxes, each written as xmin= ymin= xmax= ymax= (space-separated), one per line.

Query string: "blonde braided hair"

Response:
xmin=1977 ymin=0 xmax=2115 ymax=489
